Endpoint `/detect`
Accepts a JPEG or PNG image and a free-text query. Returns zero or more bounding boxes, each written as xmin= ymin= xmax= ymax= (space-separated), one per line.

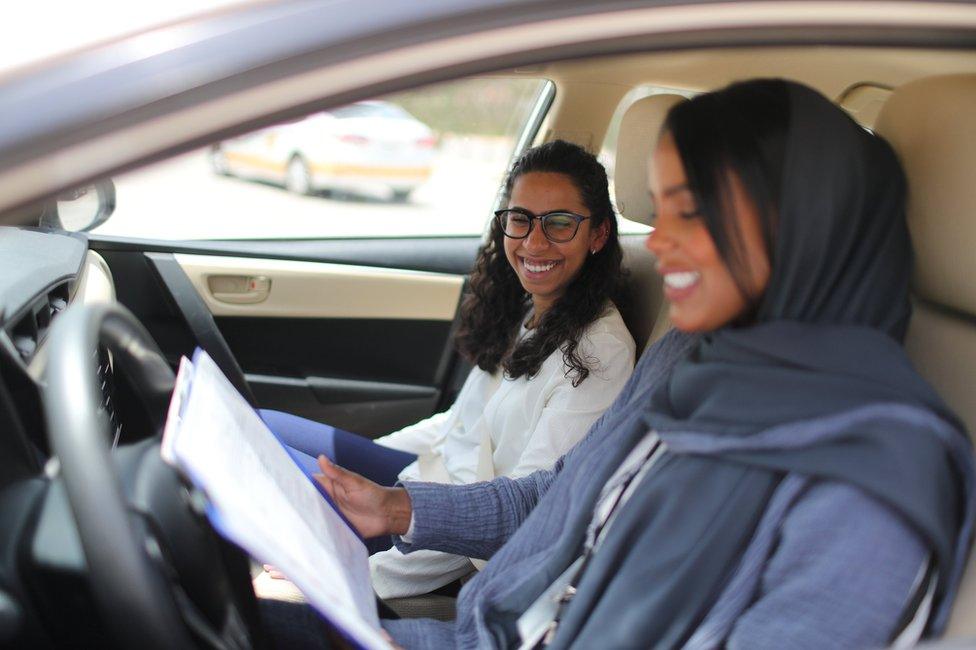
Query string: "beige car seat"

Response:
xmin=613 ymin=93 xmax=686 ymax=352
xmin=875 ymin=74 xmax=976 ymax=639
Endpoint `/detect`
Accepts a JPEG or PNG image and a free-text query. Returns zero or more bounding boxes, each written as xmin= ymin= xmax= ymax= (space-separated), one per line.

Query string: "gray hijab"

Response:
xmin=543 ymin=80 xmax=974 ymax=647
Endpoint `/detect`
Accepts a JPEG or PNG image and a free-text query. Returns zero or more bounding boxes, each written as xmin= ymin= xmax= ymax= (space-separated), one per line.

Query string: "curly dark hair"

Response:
xmin=454 ymin=140 xmax=624 ymax=387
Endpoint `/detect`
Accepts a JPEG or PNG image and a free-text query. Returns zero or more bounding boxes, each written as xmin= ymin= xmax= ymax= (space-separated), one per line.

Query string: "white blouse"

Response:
xmin=369 ymin=303 xmax=636 ymax=598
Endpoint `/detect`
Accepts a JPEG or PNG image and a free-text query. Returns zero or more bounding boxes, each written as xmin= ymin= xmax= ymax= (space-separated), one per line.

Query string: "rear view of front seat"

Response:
xmin=612 ymin=93 xmax=686 ymax=352
xmin=875 ymin=74 xmax=976 ymax=640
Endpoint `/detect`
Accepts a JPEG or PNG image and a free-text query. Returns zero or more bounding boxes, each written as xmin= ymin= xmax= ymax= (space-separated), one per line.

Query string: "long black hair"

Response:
xmin=662 ymin=79 xmax=790 ymax=312
xmin=454 ymin=140 xmax=624 ymax=386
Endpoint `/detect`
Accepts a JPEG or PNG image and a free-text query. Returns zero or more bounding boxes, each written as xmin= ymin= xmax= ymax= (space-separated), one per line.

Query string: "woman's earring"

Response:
xmin=590 ymin=248 xmax=597 ymax=255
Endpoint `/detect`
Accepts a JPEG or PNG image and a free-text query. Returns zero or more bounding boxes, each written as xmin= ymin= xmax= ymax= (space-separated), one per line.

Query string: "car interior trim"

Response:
xmin=71 ymin=251 xmax=116 ymax=307
xmin=0 ymin=230 xmax=86 ymax=322
xmin=835 ymin=82 xmax=894 ymax=128
xmin=26 ymin=251 xmax=115 ymax=381
xmin=510 ymin=80 xmax=557 ymax=190
xmin=88 ymin=235 xmax=484 ymax=276
xmin=173 ymin=253 xmax=465 ymax=321
xmin=247 ymin=372 xmax=441 ymax=437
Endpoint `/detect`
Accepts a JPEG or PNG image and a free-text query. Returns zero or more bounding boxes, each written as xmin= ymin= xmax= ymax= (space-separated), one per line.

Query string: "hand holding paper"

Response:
xmin=314 ymin=455 xmax=413 ymax=538
xmin=161 ymin=349 xmax=391 ymax=650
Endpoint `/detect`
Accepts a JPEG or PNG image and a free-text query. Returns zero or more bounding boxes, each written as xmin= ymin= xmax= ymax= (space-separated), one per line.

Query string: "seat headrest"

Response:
xmin=613 ymin=94 xmax=687 ymax=226
xmin=874 ymin=74 xmax=976 ymax=316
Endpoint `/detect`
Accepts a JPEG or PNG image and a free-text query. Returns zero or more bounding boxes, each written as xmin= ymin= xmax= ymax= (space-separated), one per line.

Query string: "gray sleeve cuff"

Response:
xmin=400 ymin=512 xmax=416 ymax=543
xmin=393 ymin=479 xmax=523 ymax=559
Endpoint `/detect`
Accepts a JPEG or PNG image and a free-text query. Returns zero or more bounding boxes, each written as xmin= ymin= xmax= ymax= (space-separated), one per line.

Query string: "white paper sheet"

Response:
xmin=161 ymin=349 xmax=389 ymax=650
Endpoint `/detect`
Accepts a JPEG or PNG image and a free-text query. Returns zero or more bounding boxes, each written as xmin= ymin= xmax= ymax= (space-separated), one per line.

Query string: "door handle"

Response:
xmin=207 ymin=275 xmax=271 ymax=304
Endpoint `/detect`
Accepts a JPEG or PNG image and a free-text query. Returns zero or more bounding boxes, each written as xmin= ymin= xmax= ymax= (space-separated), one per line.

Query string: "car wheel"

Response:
xmin=391 ymin=189 xmax=412 ymax=203
xmin=285 ymin=155 xmax=314 ymax=195
xmin=209 ymin=146 xmax=231 ymax=176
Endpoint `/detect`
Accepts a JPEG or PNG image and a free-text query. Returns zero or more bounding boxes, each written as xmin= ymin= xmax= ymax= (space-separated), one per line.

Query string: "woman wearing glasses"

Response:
xmin=261 ymin=140 xmax=635 ymax=599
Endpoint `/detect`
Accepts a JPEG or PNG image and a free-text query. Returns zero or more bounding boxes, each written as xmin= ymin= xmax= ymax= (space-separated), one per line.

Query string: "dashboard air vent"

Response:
xmin=8 ymin=281 xmax=72 ymax=362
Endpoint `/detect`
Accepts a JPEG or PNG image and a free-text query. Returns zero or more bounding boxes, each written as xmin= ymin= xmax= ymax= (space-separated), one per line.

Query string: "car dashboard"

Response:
xmin=0 ymin=227 xmax=121 ymax=474
xmin=0 ymin=226 xmax=146 ymax=647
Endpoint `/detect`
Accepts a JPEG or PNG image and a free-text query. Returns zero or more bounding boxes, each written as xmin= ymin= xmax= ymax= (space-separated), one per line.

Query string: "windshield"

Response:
xmin=330 ymin=103 xmax=415 ymax=120
xmin=93 ymin=77 xmax=552 ymax=240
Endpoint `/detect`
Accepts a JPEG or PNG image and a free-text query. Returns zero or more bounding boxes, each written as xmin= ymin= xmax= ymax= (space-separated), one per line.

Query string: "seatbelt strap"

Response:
xmin=890 ymin=556 xmax=937 ymax=648
xmin=146 ymin=253 xmax=257 ymax=407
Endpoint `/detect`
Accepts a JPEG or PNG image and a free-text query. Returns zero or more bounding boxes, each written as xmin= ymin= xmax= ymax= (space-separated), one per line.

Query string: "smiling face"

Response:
xmin=646 ymin=131 xmax=771 ymax=332
xmin=503 ymin=171 xmax=607 ymax=316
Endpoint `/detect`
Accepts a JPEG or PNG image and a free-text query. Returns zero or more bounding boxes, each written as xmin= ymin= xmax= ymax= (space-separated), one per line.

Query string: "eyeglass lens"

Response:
xmin=498 ymin=211 xmax=581 ymax=242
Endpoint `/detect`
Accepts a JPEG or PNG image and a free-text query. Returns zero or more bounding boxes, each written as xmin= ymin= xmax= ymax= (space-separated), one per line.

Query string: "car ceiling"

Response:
xmin=1 ymin=1 xmax=976 ymax=219
xmin=543 ymin=46 xmax=976 ymax=99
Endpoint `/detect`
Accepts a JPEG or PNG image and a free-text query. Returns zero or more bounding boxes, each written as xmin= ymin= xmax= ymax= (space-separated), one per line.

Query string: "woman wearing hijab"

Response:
xmin=268 ymin=79 xmax=974 ymax=648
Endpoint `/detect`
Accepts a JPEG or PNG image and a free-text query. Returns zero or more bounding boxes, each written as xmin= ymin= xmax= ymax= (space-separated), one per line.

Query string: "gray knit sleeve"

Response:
xmin=383 ymin=617 xmax=455 ymax=650
xmin=727 ymin=481 xmax=928 ymax=649
xmin=394 ymin=462 xmax=561 ymax=559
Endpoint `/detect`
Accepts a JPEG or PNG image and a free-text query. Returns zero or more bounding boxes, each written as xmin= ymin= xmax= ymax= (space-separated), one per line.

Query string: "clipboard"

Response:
xmin=161 ymin=348 xmax=391 ymax=650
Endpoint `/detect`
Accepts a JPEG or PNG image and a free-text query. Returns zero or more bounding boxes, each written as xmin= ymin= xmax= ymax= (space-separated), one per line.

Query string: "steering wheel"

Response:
xmin=41 ymin=302 xmax=259 ymax=649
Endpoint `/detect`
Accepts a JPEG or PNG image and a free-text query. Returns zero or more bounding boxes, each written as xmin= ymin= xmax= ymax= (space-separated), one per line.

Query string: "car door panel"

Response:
xmin=91 ymin=236 xmax=480 ymax=437
xmin=247 ymin=373 xmax=441 ymax=437
xmin=216 ymin=315 xmax=456 ymax=432
xmin=173 ymin=253 xmax=463 ymax=321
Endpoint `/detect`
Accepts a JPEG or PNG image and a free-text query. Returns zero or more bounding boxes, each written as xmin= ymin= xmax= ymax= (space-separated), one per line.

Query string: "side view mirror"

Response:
xmin=39 ymin=180 xmax=116 ymax=232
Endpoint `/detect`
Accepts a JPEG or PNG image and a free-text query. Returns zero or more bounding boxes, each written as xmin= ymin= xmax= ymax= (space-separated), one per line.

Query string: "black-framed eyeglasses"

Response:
xmin=494 ymin=208 xmax=591 ymax=243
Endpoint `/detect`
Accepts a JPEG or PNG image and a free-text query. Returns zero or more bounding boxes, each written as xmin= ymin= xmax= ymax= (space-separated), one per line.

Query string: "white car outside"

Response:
xmin=211 ymin=101 xmax=436 ymax=201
